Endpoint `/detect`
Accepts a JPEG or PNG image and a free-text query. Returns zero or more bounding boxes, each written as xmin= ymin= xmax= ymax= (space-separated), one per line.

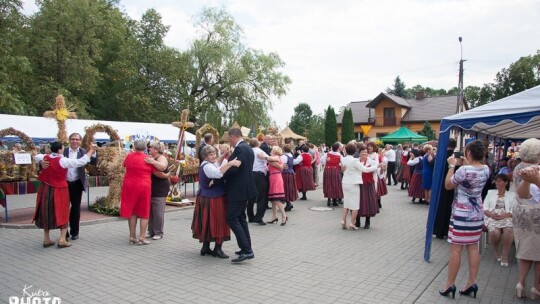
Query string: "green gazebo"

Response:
xmin=380 ymin=126 xmax=428 ymax=143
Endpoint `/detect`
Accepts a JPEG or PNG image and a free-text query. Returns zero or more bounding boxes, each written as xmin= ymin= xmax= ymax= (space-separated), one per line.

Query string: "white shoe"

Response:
xmin=152 ymin=235 xmax=163 ymax=240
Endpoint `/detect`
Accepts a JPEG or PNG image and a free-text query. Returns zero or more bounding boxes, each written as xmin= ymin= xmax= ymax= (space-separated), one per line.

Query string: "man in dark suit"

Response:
xmin=223 ymin=128 xmax=258 ymax=263
xmin=64 ymin=133 xmax=97 ymax=240
xmin=259 ymin=135 xmax=272 ymax=156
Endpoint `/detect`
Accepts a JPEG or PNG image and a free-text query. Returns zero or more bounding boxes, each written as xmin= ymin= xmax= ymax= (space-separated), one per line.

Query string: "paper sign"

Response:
xmin=13 ymin=153 xmax=32 ymax=165
xmin=240 ymin=126 xmax=251 ymax=138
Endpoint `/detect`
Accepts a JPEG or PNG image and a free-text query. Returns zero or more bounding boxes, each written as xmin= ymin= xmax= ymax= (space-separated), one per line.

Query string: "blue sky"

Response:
xmin=22 ymin=0 xmax=540 ymax=129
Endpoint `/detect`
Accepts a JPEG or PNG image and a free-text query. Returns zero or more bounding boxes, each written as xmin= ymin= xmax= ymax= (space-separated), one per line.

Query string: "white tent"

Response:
xmin=424 ymin=85 xmax=540 ymax=261
xmin=0 ymin=114 xmax=195 ymax=143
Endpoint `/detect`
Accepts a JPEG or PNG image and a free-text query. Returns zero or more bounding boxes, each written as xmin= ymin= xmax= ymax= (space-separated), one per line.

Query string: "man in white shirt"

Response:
xmin=63 ymin=133 xmax=97 ymax=240
xmin=384 ymin=144 xmax=397 ymax=185
xmin=247 ymin=138 xmax=268 ymax=225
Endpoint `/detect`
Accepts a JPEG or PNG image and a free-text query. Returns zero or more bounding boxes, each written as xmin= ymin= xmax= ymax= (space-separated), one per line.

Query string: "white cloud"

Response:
xmin=21 ymin=0 xmax=540 ymax=129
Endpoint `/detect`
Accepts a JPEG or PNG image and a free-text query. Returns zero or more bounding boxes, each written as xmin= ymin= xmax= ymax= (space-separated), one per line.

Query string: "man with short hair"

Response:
xmin=247 ymin=138 xmax=269 ymax=225
xmin=260 ymin=135 xmax=272 ymax=156
xmin=223 ymin=128 xmax=258 ymax=263
xmin=64 ymin=133 xmax=97 ymax=240
xmin=384 ymin=144 xmax=397 ymax=185
xmin=197 ymin=133 xmax=213 ymax=163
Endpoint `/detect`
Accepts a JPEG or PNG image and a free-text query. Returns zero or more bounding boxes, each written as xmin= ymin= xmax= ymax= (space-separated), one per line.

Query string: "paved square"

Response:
xmin=0 ymin=183 xmax=534 ymax=303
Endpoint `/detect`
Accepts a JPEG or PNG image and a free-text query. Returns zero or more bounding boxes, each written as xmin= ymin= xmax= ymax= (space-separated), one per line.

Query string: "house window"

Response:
xmin=383 ymin=108 xmax=396 ymax=126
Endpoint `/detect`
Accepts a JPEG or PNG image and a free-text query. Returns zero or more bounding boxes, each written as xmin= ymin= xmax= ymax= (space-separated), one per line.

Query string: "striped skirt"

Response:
xmin=359 ymin=183 xmax=379 ymax=217
xmin=191 ymin=195 xmax=231 ymax=244
xmin=296 ymin=166 xmax=316 ymax=192
xmin=408 ymin=172 xmax=424 ymax=199
xmin=282 ymin=173 xmax=298 ymax=202
xmin=448 ymin=216 xmax=483 ymax=245
xmin=323 ymin=167 xmax=343 ymax=199
xmin=397 ymin=164 xmax=410 ymax=182
xmin=33 ymin=183 xmax=69 ymax=230
xmin=377 ymin=178 xmax=388 ymax=197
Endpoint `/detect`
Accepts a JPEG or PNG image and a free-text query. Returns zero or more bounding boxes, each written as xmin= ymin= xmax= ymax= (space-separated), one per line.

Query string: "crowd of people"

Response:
xmin=21 ymin=129 xmax=540 ymax=293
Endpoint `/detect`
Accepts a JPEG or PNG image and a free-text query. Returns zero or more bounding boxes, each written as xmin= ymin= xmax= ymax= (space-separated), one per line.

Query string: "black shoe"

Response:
xmin=234 ymin=250 xmax=242 ymax=255
xmin=248 ymin=219 xmax=254 ymax=223
xmin=284 ymin=202 xmax=293 ymax=212
xmin=71 ymin=235 xmax=79 ymax=241
xmin=255 ymin=221 xmax=267 ymax=226
xmin=231 ymin=253 xmax=254 ymax=263
xmin=300 ymin=196 xmax=307 ymax=200
xmin=439 ymin=285 xmax=456 ymax=298
xmin=212 ymin=248 xmax=229 ymax=259
xmin=332 ymin=202 xmax=339 ymax=207
xmin=267 ymin=218 xmax=278 ymax=224
xmin=200 ymin=245 xmax=213 ymax=256
xmin=327 ymin=198 xmax=331 ymax=206
xmin=459 ymin=284 xmax=478 ymax=298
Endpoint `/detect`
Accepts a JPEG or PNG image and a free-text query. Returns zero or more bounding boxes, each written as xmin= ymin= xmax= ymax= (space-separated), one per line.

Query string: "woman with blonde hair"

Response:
xmin=266 ymin=146 xmax=288 ymax=225
xmin=421 ymin=144 xmax=435 ymax=204
xmin=147 ymin=141 xmax=170 ymax=240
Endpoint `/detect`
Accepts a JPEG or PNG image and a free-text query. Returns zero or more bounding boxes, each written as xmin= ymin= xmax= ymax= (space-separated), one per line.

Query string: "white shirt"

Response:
xmin=385 ymin=149 xmax=396 ymax=162
xmin=34 ymin=153 xmax=90 ymax=170
xmin=252 ymin=147 xmax=267 ymax=174
xmin=201 ymin=160 xmax=224 ymax=179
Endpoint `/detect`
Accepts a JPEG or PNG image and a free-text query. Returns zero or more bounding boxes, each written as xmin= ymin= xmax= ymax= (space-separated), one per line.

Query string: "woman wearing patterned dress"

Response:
xmin=408 ymin=149 xmax=425 ymax=204
xmin=192 ymin=145 xmax=241 ymax=258
xmin=376 ymin=149 xmax=388 ymax=206
xmin=321 ymin=142 xmax=343 ymax=206
xmin=483 ymin=174 xmax=514 ymax=267
xmin=439 ymin=140 xmax=489 ymax=299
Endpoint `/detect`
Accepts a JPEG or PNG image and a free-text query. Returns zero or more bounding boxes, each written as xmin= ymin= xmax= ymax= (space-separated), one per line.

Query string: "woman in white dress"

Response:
xmin=483 ymin=174 xmax=514 ymax=267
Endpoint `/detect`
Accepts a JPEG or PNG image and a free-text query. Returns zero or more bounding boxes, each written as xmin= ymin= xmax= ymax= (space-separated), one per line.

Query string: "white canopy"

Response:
xmin=0 ymin=114 xmax=195 ymax=143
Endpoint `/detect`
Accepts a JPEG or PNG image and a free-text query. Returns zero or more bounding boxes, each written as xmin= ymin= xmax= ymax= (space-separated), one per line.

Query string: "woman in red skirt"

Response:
xmin=192 ymin=145 xmax=241 ymax=258
xmin=376 ymin=149 xmax=388 ymax=204
xmin=321 ymin=142 xmax=343 ymax=206
xmin=281 ymin=144 xmax=297 ymax=211
xmin=356 ymin=146 xmax=380 ymax=229
xmin=397 ymin=144 xmax=411 ymax=190
xmin=33 ymin=141 xmax=96 ymax=248
xmin=294 ymin=145 xmax=316 ymax=200
xmin=407 ymin=148 xmax=426 ymax=203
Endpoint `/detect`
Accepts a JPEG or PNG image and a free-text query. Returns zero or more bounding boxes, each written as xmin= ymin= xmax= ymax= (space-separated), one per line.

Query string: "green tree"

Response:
xmin=306 ymin=113 xmax=325 ymax=145
xmin=289 ymin=103 xmax=313 ymax=136
xmin=324 ymin=105 xmax=337 ymax=147
xmin=386 ymin=76 xmax=407 ymax=97
xmin=0 ymin=0 xmax=32 ymax=114
xmin=340 ymin=108 xmax=354 ymax=143
xmin=418 ymin=121 xmax=436 ymax=140
xmin=180 ymin=8 xmax=291 ymax=129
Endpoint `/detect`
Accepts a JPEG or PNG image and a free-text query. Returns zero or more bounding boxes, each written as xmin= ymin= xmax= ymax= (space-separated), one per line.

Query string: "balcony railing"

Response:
xmin=366 ymin=116 xmax=401 ymax=127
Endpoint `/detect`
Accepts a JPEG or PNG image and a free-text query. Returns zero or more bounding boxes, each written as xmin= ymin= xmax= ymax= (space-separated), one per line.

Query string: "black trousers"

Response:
xmin=227 ymin=200 xmax=253 ymax=254
xmin=247 ymin=172 xmax=268 ymax=222
xmin=67 ymin=180 xmax=84 ymax=236
xmin=386 ymin=161 xmax=396 ymax=184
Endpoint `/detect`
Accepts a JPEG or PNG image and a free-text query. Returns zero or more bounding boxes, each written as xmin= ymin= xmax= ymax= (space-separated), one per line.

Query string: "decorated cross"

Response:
xmin=43 ymin=95 xmax=77 ymax=144
xmin=172 ymin=109 xmax=194 ymax=161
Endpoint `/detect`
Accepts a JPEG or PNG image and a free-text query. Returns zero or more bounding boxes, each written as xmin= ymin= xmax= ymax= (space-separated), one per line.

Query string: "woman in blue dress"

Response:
xmin=421 ymin=144 xmax=435 ymax=204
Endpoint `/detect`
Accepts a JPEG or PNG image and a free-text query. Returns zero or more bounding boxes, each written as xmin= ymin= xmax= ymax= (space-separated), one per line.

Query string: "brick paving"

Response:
xmin=0 ymin=182 xmax=536 ymax=303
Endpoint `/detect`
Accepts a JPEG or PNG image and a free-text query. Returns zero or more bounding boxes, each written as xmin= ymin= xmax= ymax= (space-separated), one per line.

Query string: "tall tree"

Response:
xmin=180 ymin=8 xmax=291 ymax=129
xmin=386 ymin=76 xmax=407 ymax=97
xmin=340 ymin=108 xmax=354 ymax=143
xmin=306 ymin=113 xmax=325 ymax=145
xmin=418 ymin=121 xmax=436 ymax=140
xmin=0 ymin=0 xmax=32 ymax=114
xmin=289 ymin=103 xmax=313 ymax=136
xmin=324 ymin=105 xmax=337 ymax=147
